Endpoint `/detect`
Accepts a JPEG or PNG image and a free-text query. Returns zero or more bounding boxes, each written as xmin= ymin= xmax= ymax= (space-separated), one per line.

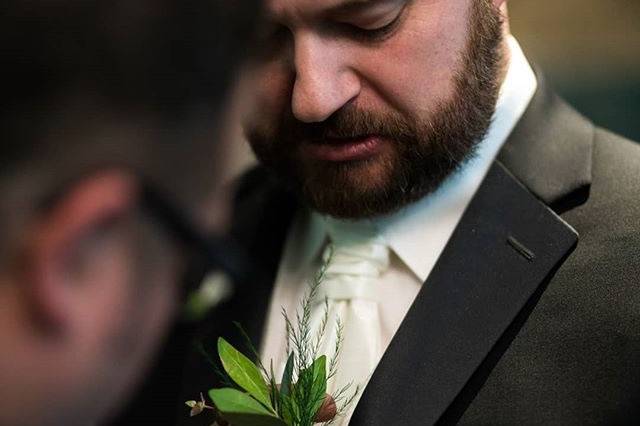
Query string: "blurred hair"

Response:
xmin=0 ymin=0 xmax=260 ymax=262
xmin=2 ymin=0 xmax=260 ymax=116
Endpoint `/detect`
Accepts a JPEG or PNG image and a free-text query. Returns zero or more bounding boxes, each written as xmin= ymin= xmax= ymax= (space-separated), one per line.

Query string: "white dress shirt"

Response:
xmin=260 ymin=36 xmax=538 ymax=396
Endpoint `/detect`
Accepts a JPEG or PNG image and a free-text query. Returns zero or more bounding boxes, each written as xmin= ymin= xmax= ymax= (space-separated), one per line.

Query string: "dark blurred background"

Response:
xmin=511 ymin=0 xmax=640 ymax=141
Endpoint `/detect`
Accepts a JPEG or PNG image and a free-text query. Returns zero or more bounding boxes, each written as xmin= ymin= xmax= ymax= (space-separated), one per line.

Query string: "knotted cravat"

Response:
xmin=309 ymin=219 xmax=389 ymax=424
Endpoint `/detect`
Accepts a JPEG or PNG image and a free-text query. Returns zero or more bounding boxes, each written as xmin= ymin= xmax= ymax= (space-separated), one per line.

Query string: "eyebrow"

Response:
xmin=323 ymin=0 xmax=389 ymax=17
xmin=266 ymin=0 xmax=402 ymax=25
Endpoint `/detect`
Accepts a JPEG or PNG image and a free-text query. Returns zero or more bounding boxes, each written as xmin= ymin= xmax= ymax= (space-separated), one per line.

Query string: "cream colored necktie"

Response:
xmin=310 ymin=220 xmax=389 ymax=424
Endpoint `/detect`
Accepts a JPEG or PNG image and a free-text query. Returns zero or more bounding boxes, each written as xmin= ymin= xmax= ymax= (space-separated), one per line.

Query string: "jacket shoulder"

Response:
xmin=588 ymin=128 xmax=640 ymax=221
xmin=593 ymin=127 xmax=640 ymax=175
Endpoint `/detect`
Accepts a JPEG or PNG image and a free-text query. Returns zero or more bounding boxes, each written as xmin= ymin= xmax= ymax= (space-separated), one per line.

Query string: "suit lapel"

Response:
xmin=352 ymin=78 xmax=594 ymax=425
xmin=497 ymin=74 xmax=594 ymax=213
xmin=351 ymin=162 xmax=578 ymax=425
xmin=223 ymin=169 xmax=299 ymax=349
xmin=178 ymin=170 xmax=296 ymax=426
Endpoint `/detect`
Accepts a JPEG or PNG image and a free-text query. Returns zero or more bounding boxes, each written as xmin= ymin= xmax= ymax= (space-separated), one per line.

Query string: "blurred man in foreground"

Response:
xmin=0 ymin=1 xmax=259 ymax=425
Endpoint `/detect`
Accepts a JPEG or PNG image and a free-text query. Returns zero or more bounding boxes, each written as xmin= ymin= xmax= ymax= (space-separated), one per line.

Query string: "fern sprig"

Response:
xmin=191 ymin=244 xmax=361 ymax=426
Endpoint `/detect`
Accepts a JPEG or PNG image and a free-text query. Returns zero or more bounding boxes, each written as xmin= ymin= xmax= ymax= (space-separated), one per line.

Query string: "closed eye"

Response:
xmin=340 ymin=8 xmax=404 ymax=42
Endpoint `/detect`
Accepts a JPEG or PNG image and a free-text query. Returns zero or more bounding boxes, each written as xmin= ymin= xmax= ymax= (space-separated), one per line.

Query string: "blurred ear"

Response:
xmin=493 ymin=0 xmax=507 ymax=7
xmin=20 ymin=170 xmax=139 ymax=334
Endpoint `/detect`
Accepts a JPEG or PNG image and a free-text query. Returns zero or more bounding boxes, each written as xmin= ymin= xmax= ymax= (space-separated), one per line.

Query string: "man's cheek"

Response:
xmin=249 ymin=62 xmax=293 ymax=117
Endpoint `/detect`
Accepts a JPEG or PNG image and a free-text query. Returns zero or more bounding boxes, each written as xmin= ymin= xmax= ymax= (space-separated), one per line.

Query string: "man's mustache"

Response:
xmin=276 ymin=107 xmax=414 ymax=144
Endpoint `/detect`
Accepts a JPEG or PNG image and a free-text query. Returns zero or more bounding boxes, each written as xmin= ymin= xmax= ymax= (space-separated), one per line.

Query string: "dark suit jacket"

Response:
xmin=172 ymin=78 xmax=640 ymax=426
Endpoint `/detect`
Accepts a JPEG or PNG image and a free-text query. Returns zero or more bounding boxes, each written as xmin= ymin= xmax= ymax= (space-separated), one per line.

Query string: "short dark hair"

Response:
xmin=0 ymin=0 xmax=260 ymax=261
xmin=2 ymin=0 xmax=259 ymax=117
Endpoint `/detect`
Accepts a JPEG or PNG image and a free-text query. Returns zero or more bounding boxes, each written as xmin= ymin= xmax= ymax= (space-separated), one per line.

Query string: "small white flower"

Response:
xmin=184 ymin=271 xmax=234 ymax=320
xmin=185 ymin=392 xmax=209 ymax=417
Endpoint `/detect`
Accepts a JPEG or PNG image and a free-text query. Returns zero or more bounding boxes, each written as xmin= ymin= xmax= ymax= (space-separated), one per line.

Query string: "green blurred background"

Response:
xmin=511 ymin=0 xmax=640 ymax=141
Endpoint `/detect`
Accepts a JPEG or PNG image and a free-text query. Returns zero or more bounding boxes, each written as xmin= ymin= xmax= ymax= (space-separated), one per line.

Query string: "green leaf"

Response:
xmin=210 ymin=388 xmax=287 ymax=426
xmin=280 ymin=353 xmax=295 ymax=398
xmin=269 ymin=360 xmax=279 ymax=414
xmin=309 ymin=355 xmax=327 ymax=416
xmin=279 ymin=354 xmax=295 ymax=424
xmin=294 ymin=356 xmax=327 ymax=425
xmin=280 ymin=393 xmax=297 ymax=426
xmin=218 ymin=337 xmax=273 ymax=412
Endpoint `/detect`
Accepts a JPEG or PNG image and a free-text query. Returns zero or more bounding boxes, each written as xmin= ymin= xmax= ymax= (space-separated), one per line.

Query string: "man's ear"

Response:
xmin=493 ymin=0 xmax=507 ymax=8
xmin=20 ymin=170 xmax=139 ymax=334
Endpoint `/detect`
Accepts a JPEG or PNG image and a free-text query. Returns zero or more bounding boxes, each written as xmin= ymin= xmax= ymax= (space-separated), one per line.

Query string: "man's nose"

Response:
xmin=291 ymin=33 xmax=361 ymax=123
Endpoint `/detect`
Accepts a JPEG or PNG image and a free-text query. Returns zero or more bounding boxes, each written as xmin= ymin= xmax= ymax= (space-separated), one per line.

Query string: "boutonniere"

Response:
xmin=186 ymin=248 xmax=359 ymax=426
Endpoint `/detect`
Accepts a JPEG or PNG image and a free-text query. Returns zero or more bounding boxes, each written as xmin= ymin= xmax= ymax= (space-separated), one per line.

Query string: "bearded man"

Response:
xmin=180 ymin=0 xmax=640 ymax=424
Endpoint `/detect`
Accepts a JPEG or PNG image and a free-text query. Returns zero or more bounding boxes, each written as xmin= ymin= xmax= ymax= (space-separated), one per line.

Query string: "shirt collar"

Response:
xmin=307 ymin=36 xmax=537 ymax=282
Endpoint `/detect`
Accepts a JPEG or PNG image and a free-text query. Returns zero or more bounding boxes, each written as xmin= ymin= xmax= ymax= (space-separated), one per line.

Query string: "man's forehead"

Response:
xmin=266 ymin=0 xmax=374 ymax=20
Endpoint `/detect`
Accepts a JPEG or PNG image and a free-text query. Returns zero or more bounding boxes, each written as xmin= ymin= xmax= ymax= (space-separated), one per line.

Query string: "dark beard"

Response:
xmin=246 ymin=0 xmax=505 ymax=219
